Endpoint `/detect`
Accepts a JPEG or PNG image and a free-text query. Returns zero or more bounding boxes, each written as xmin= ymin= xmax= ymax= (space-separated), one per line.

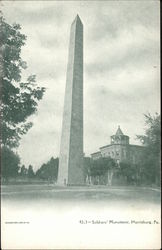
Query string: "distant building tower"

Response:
xmin=111 ymin=126 xmax=129 ymax=145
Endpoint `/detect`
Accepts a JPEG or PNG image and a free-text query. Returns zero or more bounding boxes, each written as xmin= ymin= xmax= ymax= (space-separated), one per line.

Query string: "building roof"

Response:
xmin=91 ymin=151 xmax=101 ymax=156
xmin=100 ymin=143 xmax=119 ymax=149
xmin=115 ymin=125 xmax=124 ymax=136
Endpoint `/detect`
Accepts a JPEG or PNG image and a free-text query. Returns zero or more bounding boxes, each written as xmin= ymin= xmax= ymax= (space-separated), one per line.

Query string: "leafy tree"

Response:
xmin=90 ymin=159 xmax=104 ymax=177
xmin=90 ymin=157 xmax=117 ymax=185
xmin=0 ymin=12 xmax=45 ymax=148
xmin=90 ymin=157 xmax=116 ymax=175
xmin=118 ymin=161 xmax=137 ymax=185
xmin=137 ymin=113 xmax=160 ymax=185
xmin=36 ymin=164 xmax=47 ymax=180
xmin=36 ymin=157 xmax=59 ymax=182
xmin=20 ymin=164 xmax=28 ymax=177
xmin=102 ymin=157 xmax=117 ymax=185
xmin=1 ymin=146 xmax=20 ymax=179
xmin=28 ymin=165 xmax=35 ymax=178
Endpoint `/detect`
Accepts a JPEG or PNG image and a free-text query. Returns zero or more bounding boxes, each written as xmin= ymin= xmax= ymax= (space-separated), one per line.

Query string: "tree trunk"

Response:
xmin=107 ymin=169 xmax=114 ymax=186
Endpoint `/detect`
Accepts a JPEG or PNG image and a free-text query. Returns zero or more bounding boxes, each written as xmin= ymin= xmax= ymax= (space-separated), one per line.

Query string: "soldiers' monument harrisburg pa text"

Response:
xmin=57 ymin=15 xmax=84 ymax=185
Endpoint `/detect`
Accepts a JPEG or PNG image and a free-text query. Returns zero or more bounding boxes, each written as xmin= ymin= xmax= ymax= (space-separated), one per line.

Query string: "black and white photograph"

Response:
xmin=0 ymin=0 xmax=161 ymax=249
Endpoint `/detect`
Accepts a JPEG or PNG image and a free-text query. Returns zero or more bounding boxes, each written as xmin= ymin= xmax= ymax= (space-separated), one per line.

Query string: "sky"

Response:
xmin=1 ymin=0 xmax=160 ymax=170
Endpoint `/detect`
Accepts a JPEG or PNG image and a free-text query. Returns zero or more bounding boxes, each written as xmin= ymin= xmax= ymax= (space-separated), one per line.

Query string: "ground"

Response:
xmin=1 ymin=184 xmax=160 ymax=204
xmin=1 ymin=184 xmax=161 ymax=249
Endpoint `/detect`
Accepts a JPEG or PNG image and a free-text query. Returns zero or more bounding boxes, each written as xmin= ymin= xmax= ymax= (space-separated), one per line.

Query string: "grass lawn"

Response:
xmin=1 ymin=184 xmax=160 ymax=205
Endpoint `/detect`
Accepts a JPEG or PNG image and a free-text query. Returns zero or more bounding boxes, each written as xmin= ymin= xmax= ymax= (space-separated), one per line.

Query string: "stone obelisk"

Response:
xmin=57 ymin=15 xmax=84 ymax=185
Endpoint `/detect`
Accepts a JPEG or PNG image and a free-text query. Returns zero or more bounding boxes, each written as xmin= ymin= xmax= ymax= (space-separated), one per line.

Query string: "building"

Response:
xmin=91 ymin=126 xmax=144 ymax=166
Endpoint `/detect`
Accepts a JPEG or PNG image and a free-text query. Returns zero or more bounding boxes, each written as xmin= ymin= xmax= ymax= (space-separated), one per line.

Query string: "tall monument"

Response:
xmin=57 ymin=15 xmax=84 ymax=185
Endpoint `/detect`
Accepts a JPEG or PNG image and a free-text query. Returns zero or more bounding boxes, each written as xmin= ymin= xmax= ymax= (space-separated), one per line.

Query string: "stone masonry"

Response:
xmin=57 ymin=15 xmax=84 ymax=185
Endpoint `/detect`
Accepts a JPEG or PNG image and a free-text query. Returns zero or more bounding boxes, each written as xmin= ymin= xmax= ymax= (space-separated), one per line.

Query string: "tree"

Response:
xmin=90 ymin=157 xmax=117 ymax=185
xmin=36 ymin=157 xmax=59 ymax=182
xmin=28 ymin=165 xmax=35 ymax=178
xmin=83 ymin=157 xmax=91 ymax=184
xmin=1 ymin=146 xmax=20 ymax=180
xmin=0 ymin=12 xmax=45 ymax=148
xmin=20 ymin=164 xmax=28 ymax=178
xmin=103 ymin=157 xmax=117 ymax=186
xmin=137 ymin=113 xmax=160 ymax=185
xmin=98 ymin=157 xmax=117 ymax=186
xmin=119 ymin=161 xmax=137 ymax=185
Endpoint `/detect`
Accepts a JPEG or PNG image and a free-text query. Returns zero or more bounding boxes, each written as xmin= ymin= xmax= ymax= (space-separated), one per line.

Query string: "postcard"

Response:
xmin=1 ymin=1 xmax=161 ymax=249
